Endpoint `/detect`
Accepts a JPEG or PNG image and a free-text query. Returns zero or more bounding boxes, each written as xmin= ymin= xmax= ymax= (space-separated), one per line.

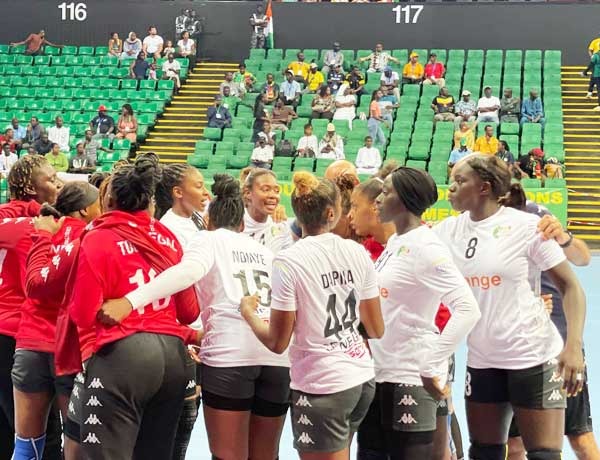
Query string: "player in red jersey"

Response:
xmin=69 ymin=156 xmax=201 ymax=460
xmin=11 ymin=182 xmax=100 ymax=460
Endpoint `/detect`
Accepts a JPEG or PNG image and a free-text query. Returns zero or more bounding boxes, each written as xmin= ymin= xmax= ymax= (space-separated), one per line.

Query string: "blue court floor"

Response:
xmin=188 ymin=257 xmax=600 ymax=460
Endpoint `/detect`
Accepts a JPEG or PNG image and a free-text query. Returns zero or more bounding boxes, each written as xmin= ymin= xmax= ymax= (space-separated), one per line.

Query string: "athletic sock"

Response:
xmin=12 ymin=434 xmax=46 ymax=460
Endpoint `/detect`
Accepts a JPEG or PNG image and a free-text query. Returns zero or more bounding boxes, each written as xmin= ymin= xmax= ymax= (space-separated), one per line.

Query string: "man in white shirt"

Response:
xmin=296 ymin=124 xmax=318 ymax=158
xmin=0 ymin=143 xmax=18 ymax=176
xmin=142 ymin=26 xmax=164 ymax=60
xmin=46 ymin=116 xmax=70 ymax=152
xmin=477 ymin=86 xmax=501 ymax=123
xmin=161 ymin=53 xmax=181 ymax=91
xmin=317 ymin=123 xmax=345 ymax=160
xmin=251 ymin=137 xmax=273 ymax=169
xmin=355 ymin=136 xmax=382 ymax=175
xmin=177 ymin=31 xmax=196 ymax=69
xmin=380 ymin=66 xmax=400 ymax=101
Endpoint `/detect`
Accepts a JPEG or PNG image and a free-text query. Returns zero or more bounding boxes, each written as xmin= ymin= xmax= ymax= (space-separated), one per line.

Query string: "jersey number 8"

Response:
xmin=465 ymin=237 xmax=478 ymax=259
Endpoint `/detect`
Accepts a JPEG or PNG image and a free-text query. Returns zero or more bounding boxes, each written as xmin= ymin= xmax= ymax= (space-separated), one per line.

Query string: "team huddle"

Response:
xmin=0 ymin=151 xmax=588 ymax=460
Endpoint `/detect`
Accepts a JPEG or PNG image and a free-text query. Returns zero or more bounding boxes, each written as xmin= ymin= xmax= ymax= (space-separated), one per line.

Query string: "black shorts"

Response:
xmin=11 ymin=349 xmax=74 ymax=396
xmin=465 ymin=360 xmax=567 ymax=410
xmin=200 ymin=364 xmax=290 ymax=417
xmin=65 ymin=369 xmax=86 ymax=443
xmin=183 ymin=352 xmax=198 ymax=399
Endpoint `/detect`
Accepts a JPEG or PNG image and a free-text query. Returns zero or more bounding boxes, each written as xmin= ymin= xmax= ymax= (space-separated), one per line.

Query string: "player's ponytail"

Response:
xmin=292 ymin=171 xmax=339 ymax=232
xmin=110 ymin=153 xmax=161 ymax=212
xmin=40 ymin=181 xmax=99 ymax=218
xmin=209 ymin=174 xmax=244 ymax=230
xmin=499 ymin=182 xmax=526 ymax=210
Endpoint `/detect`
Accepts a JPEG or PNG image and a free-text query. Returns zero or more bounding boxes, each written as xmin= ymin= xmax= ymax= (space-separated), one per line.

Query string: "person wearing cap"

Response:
xmin=516 ymin=148 xmax=546 ymax=179
xmin=520 ymin=89 xmax=545 ymax=128
xmin=500 ymin=88 xmax=521 ymax=123
xmin=380 ymin=66 xmax=400 ymax=101
xmin=454 ymin=90 xmax=477 ymax=129
xmin=448 ymin=137 xmax=472 ymax=174
xmin=317 ymin=123 xmax=345 ymax=160
xmin=305 ymin=63 xmax=325 ymax=93
xmin=345 ymin=66 xmax=365 ymax=95
xmin=431 ymin=87 xmax=456 ymax=124
xmin=473 ymin=124 xmax=499 ymax=155
xmin=359 ymin=43 xmax=399 ymax=73
xmin=402 ymin=52 xmax=424 ymax=84
xmin=10 ymin=29 xmax=63 ymax=56
xmin=423 ymin=53 xmax=446 ymax=87
xmin=287 ymin=52 xmax=311 ymax=84
xmin=207 ymin=94 xmax=232 ymax=129
xmin=322 ymin=42 xmax=344 ymax=76
xmin=89 ymin=106 xmax=115 ymax=140
xmin=69 ymin=141 xmax=97 ymax=174
xmin=279 ymin=71 xmax=302 ymax=109
xmin=477 ymin=86 xmax=501 ymax=123
xmin=327 ymin=63 xmax=346 ymax=94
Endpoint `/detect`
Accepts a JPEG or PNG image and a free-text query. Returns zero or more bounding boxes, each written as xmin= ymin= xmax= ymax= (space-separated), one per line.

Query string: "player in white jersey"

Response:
xmin=435 ymin=154 xmax=586 ymax=460
xmin=241 ymin=171 xmax=384 ymax=459
xmin=100 ymin=175 xmax=290 ymax=460
xmin=242 ymin=168 xmax=294 ymax=254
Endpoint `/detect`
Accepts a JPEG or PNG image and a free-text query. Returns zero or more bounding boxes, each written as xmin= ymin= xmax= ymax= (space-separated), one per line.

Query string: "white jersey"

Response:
xmin=271 ymin=233 xmax=379 ymax=394
xmin=370 ymin=226 xmax=478 ymax=385
xmin=243 ymin=210 xmax=294 ymax=255
xmin=125 ymin=228 xmax=289 ymax=368
xmin=433 ymin=207 xmax=565 ymax=369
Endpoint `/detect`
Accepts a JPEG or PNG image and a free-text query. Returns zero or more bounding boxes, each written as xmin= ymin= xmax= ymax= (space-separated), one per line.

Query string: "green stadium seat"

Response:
xmin=273 ymin=157 xmax=293 ymax=172
xmin=406 ymin=160 xmax=427 ymax=171
xmin=267 ymin=49 xmax=283 ymax=60
xmin=203 ymin=127 xmax=222 ymax=141
xmin=500 ymin=123 xmax=519 ymax=135
xmin=521 ymin=178 xmax=542 ymax=189
xmin=250 ymin=49 xmax=266 ymax=60
xmin=9 ymin=44 xmax=26 ymax=54
xmin=62 ymin=46 xmax=78 ymax=56
xmin=78 ymin=46 xmax=94 ymax=56
xmin=187 ymin=153 xmax=210 ymax=169
xmin=293 ymin=157 xmax=314 ymax=172
xmin=544 ymin=178 xmax=566 ymax=188
xmin=227 ymin=153 xmax=250 ymax=169
xmin=157 ymin=80 xmax=175 ymax=91
xmin=0 ymin=45 xmax=10 ymax=54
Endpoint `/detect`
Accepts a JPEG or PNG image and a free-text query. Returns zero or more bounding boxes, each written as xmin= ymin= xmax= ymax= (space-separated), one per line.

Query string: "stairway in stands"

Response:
xmin=561 ymin=65 xmax=600 ymax=247
xmin=138 ymin=62 xmax=238 ymax=163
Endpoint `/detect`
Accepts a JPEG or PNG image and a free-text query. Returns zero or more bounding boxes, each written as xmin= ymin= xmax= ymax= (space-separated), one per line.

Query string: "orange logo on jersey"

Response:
xmin=380 ymin=287 xmax=389 ymax=298
xmin=464 ymin=275 xmax=502 ymax=290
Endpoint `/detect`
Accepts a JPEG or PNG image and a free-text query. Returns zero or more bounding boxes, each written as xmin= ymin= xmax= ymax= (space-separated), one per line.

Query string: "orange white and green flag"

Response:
xmin=266 ymin=0 xmax=274 ymax=49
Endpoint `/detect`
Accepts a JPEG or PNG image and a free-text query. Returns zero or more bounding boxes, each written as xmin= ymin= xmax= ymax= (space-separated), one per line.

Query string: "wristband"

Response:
xmin=559 ymin=231 xmax=574 ymax=248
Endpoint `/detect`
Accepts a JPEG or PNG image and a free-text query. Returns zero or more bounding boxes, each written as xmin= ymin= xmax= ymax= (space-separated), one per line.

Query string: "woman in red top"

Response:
xmin=69 ymin=156 xmax=200 ymax=460
xmin=368 ymin=90 xmax=386 ymax=147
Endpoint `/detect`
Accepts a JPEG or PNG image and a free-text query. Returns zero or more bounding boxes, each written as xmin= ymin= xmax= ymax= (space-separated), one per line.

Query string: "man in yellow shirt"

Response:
xmin=287 ymin=52 xmax=310 ymax=84
xmin=402 ymin=52 xmax=424 ymax=84
xmin=473 ymin=124 xmax=499 ymax=155
xmin=305 ymin=63 xmax=325 ymax=93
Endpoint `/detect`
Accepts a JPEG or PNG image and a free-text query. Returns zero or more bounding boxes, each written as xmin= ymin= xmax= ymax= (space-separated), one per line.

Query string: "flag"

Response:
xmin=266 ymin=0 xmax=274 ymax=49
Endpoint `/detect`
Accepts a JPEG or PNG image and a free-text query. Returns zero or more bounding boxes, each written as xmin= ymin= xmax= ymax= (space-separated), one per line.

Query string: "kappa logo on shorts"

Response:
xmin=68 ymin=401 xmax=75 ymax=415
xmin=86 ymin=396 xmax=103 ymax=407
xmin=297 ymin=414 xmax=313 ymax=426
xmin=295 ymin=395 xmax=312 ymax=407
xmin=398 ymin=394 xmax=418 ymax=406
xmin=548 ymin=389 xmax=563 ymax=402
xmin=87 ymin=378 xmax=104 ymax=389
xmin=547 ymin=358 xmax=558 ymax=366
xmin=297 ymin=432 xmax=315 ymax=445
xmin=438 ymin=399 xmax=447 ymax=408
xmin=75 ymin=372 xmax=85 ymax=384
xmin=548 ymin=371 xmax=563 ymax=384
xmin=72 ymin=385 xmax=80 ymax=399
xmin=84 ymin=414 xmax=103 ymax=425
xmin=398 ymin=413 xmax=418 ymax=425
xmin=82 ymin=432 xmax=101 ymax=444
xmin=186 ymin=380 xmax=196 ymax=390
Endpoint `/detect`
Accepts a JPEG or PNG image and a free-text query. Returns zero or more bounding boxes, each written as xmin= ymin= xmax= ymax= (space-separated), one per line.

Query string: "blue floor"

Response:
xmin=187 ymin=256 xmax=600 ymax=460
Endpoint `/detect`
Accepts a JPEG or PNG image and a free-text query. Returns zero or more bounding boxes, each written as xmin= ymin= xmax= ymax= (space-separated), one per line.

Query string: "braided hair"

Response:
xmin=110 ymin=155 xmax=161 ymax=212
xmin=40 ymin=181 xmax=99 ymax=218
xmin=209 ymin=174 xmax=244 ymax=230
xmin=7 ymin=155 xmax=50 ymax=201
xmin=155 ymin=163 xmax=194 ymax=220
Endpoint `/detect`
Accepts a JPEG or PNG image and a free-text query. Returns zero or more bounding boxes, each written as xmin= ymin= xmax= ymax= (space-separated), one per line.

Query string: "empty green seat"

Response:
xmin=187 ymin=153 xmax=210 ymax=169
xmin=406 ymin=160 xmax=427 ymax=171
xmin=203 ymin=127 xmax=222 ymax=141
xmin=521 ymin=178 xmax=542 ymax=189
xmin=293 ymin=157 xmax=314 ymax=172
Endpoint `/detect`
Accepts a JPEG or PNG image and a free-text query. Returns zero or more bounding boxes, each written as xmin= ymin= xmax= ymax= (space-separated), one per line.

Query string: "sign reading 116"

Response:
xmin=58 ymin=2 xmax=87 ymax=21
xmin=392 ymin=5 xmax=424 ymax=24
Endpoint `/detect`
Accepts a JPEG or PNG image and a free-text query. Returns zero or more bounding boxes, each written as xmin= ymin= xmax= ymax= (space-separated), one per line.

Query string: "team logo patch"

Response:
xmin=398 ymin=394 xmax=418 ymax=406
xmin=492 ymin=225 xmax=511 ymax=239
xmin=297 ymin=414 xmax=313 ymax=426
xmin=295 ymin=395 xmax=312 ymax=407
xmin=82 ymin=432 xmax=101 ymax=444
xmin=84 ymin=414 xmax=102 ymax=425
xmin=548 ymin=389 xmax=563 ymax=402
xmin=398 ymin=413 xmax=418 ymax=424
xmin=396 ymin=246 xmax=410 ymax=256
xmin=297 ymin=432 xmax=315 ymax=444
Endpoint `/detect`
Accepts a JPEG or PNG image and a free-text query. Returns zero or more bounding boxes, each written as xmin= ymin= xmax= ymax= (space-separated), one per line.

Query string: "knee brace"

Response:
xmin=468 ymin=442 xmax=507 ymax=460
xmin=527 ymin=449 xmax=562 ymax=460
xmin=13 ymin=434 xmax=46 ymax=460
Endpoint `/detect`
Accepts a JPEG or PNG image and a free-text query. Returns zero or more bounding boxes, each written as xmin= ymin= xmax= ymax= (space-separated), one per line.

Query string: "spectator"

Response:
xmin=305 ymin=63 xmax=325 ymax=94
xmin=252 ymin=93 xmax=269 ymax=142
xmin=115 ymin=104 xmax=138 ymax=143
xmin=33 ymin=133 xmax=52 ymax=156
xmin=162 ymin=40 xmax=176 ymax=58
xmin=582 ymin=49 xmax=600 ymax=110
xmin=206 ymin=95 xmax=232 ymax=129
xmin=220 ymin=71 xmax=243 ymax=97
xmin=256 ymin=121 xmax=276 ymax=153
xmin=260 ymin=73 xmax=279 ymax=104
xmin=82 ymin=129 xmax=110 ymax=164
xmin=448 ymin=137 xmax=472 ymax=173
xmin=10 ymin=29 xmax=63 ymax=56
xmin=423 ymin=53 xmax=446 ymax=87
xmin=521 ymin=89 xmax=545 ymax=128
xmin=496 ymin=140 xmax=516 ymax=176
xmin=346 ymin=66 xmax=365 ymax=95
xmin=0 ymin=128 xmax=20 ymax=153
xmin=23 ymin=116 xmax=45 ymax=151
xmin=311 ymin=85 xmax=336 ymax=120
xmin=176 ymin=9 xmax=191 ymax=36
xmin=322 ymin=42 xmax=344 ymax=76
xmin=544 ymin=157 xmax=564 ymax=179
xmin=279 ymin=71 xmax=302 ymax=109
xmin=7 ymin=118 xmax=26 ymax=143
xmin=187 ymin=10 xmax=203 ymax=43
xmin=90 ymin=105 xmax=116 ymax=140
xmin=499 ymin=88 xmax=521 ymax=123
xmin=26 ymin=147 xmax=37 ymax=156
xmin=271 ymin=99 xmax=297 ymax=131
xmin=233 ymin=63 xmax=256 ymax=93
xmin=402 ymin=52 xmax=424 ymax=84
xmin=473 ymin=124 xmax=499 ymax=155
xmin=142 ymin=26 xmax=164 ymax=60
xmin=108 ymin=32 xmax=123 ymax=57
xmin=221 ymin=86 xmax=241 ymax=113
xmin=431 ymin=87 xmax=456 ymax=123
xmin=454 ymin=90 xmax=477 ymax=129
xmin=368 ymin=90 xmax=387 ymax=146
xmin=0 ymin=143 xmax=18 ymax=176
xmin=355 ymin=136 xmax=382 ymax=175
xmin=46 ymin=116 xmax=70 ymax=152
xmin=477 ymin=86 xmax=500 ymax=123
xmin=130 ymin=51 xmax=150 ymax=80
xmin=379 ymin=87 xmax=398 ymax=127
xmin=297 ymin=124 xmax=319 ymax=158
xmin=359 ymin=43 xmax=400 ymax=73
xmin=589 ymin=32 xmax=600 ymax=57
xmin=162 ymin=53 xmax=182 ymax=92
xmin=328 ymin=64 xmax=346 ymax=94
xmin=333 ymin=84 xmax=357 ymax=129
xmin=453 ymin=120 xmax=476 ymax=150
xmin=380 ymin=66 xmax=400 ymax=101
xmin=46 ymin=143 xmax=69 ymax=172
xmin=121 ymin=32 xmax=142 ymax=60
xmin=251 ymin=137 xmax=273 ymax=169
xmin=287 ymin=52 xmax=310 ymax=84
xmin=516 ymin=148 xmax=546 ymax=179
xmin=318 ymin=123 xmax=345 ymax=160
xmin=250 ymin=5 xmax=268 ymax=49
xmin=148 ymin=62 xmax=158 ymax=81
xmin=177 ymin=31 xmax=196 ymax=70
xmin=69 ymin=142 xmax=97 ymax=174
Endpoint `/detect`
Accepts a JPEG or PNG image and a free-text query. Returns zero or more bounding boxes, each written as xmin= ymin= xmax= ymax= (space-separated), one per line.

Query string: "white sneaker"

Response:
xmin=593 ymin=105 xmax=600 ymax=112
xmin=586 ymin=92 xmax=593 ymax=99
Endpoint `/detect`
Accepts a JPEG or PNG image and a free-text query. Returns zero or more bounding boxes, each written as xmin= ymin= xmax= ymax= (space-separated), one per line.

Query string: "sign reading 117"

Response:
xmin=392 ymin=5 xmax=424 ymax=24
xmin=58 ymin=2 xmax=88 ymax=21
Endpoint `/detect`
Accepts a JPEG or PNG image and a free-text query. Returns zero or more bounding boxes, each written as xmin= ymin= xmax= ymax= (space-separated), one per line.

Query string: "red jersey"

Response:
xmin=17 ymin=218 xmax=86 ymax=352
xmin=424 ymin=62 xmax=445 ymax=79
xmin=0 ymin=200 xmax=41 ymax=219
xmin=363 ymin=236 xmax=385 ymax=262
xmin=69 ymin=211 xmax=200 ymax=352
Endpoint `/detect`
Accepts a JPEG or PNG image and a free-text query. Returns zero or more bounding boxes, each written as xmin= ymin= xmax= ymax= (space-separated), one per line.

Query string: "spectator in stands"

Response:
xmin=402 ymin=52 xmax=424 ymax=84
xmin=328 ymin=64 xmax=346 ymax=94
xmin=0 ymin=143 xmax=18 ymax=177
xmin=233 ymin=63 xmax=256 ymax=93
xmin=26 ymin=147 xmax=37 ymax=156
xmin=454 ymin=90 xmax=477 ymax=129
xmin=306 ymin=63 xmax=325 ymax=94
xmin=10 ymin=29 xmax=63 ymax=56
xmin=297 ymin=124 xmax=319 ymax=158
xmin=368 ymin=90 xmax=386 ymax=146
xmin=477 ymin=86 xmax=500 ymax=123
xmin=251 ymin=136 xmax=273 ymax=170
xmin=355 ymin=136 xmax=382 ymax=175
xmin=121 ymin=32 xmax=142 ymax=60
xmin=379 ymin=86 xmax=398 ymax=127
xmin=47 ymin=116 xmax=70 ymax=152
xmin=322 ymin=42 xmax=344 ymax=76
xmin=162 ymin=53 xmax=182 ymax=92
xmin=90 ymin=105 xmax=116 ymax=140
xmin=423 ymin=53 xmax=446 ymax=87
xmin=333 ymin=84 xmax=357 ymax=129
xmin=115 ymin=104 xmax=138 ymax=143
xmin=521 ymin=89 xmax=545 ymax=128
xmin=346 ymin=66 xmax=365 ymax=95
xmin=22 ymin=116 xmax=44 ymax=151
xmin=130 ymin=51 xmax=150 ymax=80
xmin=8 ymin=118 xmax=26 ymax=143
xmin=162 ymin=40 xmax=176 ymax=58
xmin=431 ymin=87 xmax=456 ymax=123
xmin=220 ymin=71 xmax=242 ymax=97
xmin=380 ymin=66 xmax=400 ymax=101
xmin=583 ymin=48 xmax=600 ymax=110
xmin=177 ymin=31 xmax=196 ymax=70
xmin=473 ymin=124 xmax=499 ymax=154
xmin=311 ymin=85 xmax=336 ymax=120
xmin=250 ymin=5 xmax=268 ymax=49
xmin=279 ymin=71 xmax=302 ymax=109
xmin=252 ymin=93 xmax=269 ymax=142
xmin=0 ymin=129 xmax=20 ymax=153
xmin=221 ymin=86 xmax=240 ymax=113
xmin=108 ymin=32 xmax=123 ymax=57
xmin=271 ymin=99 xmax=297 ymax=131
xmin=148 ymin=62 xmax=158 ymax=81
xmin=69 ymin=142 xmax=97 ymax=174
xmin=448 ymin=137 xmax=472 ymax=174
xmin=207 ymin=95 xmax=232 ymax=129
xmin=453 ymin=120 xmax=476 ymax=150
xmin=287 ymin=52 xmax=310 ymax=84
xmin=46 ymin=143 xmax=68 ymax=172
xmin=82 ymin=129 xmax=110 ymax=164
xmin=318 ymin=123 xmax=345 ymax=160
xmin=256 ymin=120 xmax=276 ymax=150
xmin=142 ymin=26 xmax=164 ymax=60
xmin=496 ymin=140 xmax=516 ymax=176
xmin=260 ymin=73 xmax=279 ymax=104
xmin=516 ymin=148 xmax=546 ymax=179
xmin=499 ymin=88 xmax=520 ymax=123
xmin=359 ymin=43 xmax=400 ymax=73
